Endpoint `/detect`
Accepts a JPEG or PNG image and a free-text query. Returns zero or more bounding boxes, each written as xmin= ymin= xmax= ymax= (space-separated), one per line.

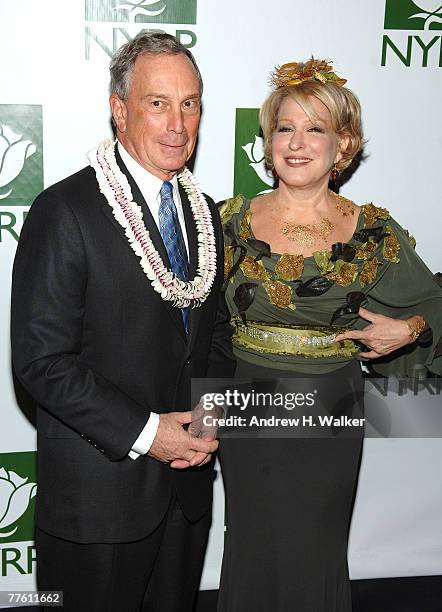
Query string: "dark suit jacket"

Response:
xmin=11 ymin=150 xmax=235 ymax=543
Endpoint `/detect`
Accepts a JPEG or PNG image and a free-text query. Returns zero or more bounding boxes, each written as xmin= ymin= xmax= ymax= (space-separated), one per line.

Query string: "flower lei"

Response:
xmin=88 ymin=139 xmax=217 ymax=308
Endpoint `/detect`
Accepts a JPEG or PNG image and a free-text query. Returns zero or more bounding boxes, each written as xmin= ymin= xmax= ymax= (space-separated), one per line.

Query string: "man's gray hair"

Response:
xmin=109 ymin=31 xmax=203 ymax=100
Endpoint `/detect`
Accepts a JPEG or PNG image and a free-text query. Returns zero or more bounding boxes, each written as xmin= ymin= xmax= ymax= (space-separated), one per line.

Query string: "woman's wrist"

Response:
xmin=406 ymin=315 xmax=427 ymax=343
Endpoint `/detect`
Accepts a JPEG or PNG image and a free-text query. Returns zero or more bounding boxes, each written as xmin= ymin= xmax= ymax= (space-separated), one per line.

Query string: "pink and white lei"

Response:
xmin=88 ymin=139 xmax=217 ymax=308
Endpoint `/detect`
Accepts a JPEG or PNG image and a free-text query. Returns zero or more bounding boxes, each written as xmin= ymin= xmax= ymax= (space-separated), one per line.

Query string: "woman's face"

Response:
xmin=271 ymin=95 xmax=344 ymax=190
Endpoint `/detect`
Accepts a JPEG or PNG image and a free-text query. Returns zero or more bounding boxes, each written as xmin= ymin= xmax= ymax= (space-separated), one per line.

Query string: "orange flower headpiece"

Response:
xmin=270 ymin=58 xmax=347 ymax=89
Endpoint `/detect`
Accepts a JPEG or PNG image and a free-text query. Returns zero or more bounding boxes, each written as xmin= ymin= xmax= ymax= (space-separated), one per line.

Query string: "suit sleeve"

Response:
xmin=11 ymin=191 xmax=149 ymax=461
xmin=205 ymin=196 xmax=236 ymax=378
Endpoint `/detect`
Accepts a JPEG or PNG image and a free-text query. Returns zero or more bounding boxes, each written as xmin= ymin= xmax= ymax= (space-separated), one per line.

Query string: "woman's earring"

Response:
xmin=330 ymin=164 xmax=341 ymax=181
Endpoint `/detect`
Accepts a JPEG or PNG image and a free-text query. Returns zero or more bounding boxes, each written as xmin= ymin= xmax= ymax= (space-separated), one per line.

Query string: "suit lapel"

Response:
xmin=99 ymin=148 xmax=186 ymax=341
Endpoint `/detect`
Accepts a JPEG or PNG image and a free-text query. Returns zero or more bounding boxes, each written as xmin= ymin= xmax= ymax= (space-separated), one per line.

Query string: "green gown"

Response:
xmin=217 ymin=194 xmax=442 ymax=612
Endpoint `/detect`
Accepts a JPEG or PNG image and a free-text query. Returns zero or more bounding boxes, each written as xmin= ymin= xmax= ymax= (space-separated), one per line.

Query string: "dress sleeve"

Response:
xmin=364 ymin=217 xmax=442 ymax=377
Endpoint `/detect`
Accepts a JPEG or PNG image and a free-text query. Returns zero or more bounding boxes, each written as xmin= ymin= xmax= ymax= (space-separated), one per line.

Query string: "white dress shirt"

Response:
xmin=117 ymin=142 xmax=189 ymax=460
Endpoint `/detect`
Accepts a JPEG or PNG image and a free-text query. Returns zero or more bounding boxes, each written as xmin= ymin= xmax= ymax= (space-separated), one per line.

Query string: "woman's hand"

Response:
xmin=334 ymin=307 xmax=418 ymax=359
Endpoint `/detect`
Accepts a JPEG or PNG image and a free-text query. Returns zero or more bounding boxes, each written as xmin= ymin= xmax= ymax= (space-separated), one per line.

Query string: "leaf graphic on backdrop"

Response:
xmin=409 ymin=1 xmax=442 ymax=28
xmin=242 ymin=135 xmax=274 ymax=187
xmin=0 ymin=475 xmax=15 ymax=522
xmin=0 ymin=141 xmax=36 ymax=188
xmin=0 ymin=124 xmax=36 ymax=198
xmin=113 ymin=0 xmax=167 ymax=21
xmin=242 ymin=135 xmax=264 ymax=164
xmin=0 ymin=133 xmax=9 ymax=164
xmin=409 ymin=12 xmax=442 ymax=27
xmin=413 ymin=1 xmax=442 ymax=12
xmin=1 ymin=125 xmax=21 ymax=145
xmin=0 ymin=483 xmax=36 ymax=532
xmin=0 ymin=468 xmax=37 ymax=538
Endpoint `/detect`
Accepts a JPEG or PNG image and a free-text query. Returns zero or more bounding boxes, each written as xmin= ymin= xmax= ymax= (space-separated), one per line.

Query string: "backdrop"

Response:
xmin=0 ymin=0 xmax=441 ymax=599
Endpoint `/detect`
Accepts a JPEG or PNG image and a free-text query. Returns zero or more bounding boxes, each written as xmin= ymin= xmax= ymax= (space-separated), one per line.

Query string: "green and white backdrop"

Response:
xmin=0 ymin=0 xmax=441 ymax=599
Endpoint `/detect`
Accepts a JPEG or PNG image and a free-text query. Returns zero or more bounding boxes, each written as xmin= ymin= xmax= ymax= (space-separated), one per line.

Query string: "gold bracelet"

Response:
xmin=407 ymin=317 xmax=426 ymax=342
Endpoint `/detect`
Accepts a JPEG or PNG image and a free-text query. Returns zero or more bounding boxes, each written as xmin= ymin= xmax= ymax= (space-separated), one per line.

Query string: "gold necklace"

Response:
xmin=276 ymin=191 xmax=355 ymax=246
xmin=281 ymin=217 xmax=334 ymax=246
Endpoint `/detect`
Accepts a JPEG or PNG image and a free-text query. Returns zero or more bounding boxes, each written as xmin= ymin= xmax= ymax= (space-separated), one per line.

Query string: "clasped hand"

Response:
xmin=335 ymin=306 xmax=414 ymax=359
xmin=148 ymin=411 xmax=218 ymax=470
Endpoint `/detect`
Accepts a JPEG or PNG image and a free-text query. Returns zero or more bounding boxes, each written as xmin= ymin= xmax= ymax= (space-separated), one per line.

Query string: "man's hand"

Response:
xmin=189 ymin=396 xmax=225 ymax=440
xmin=148 ymin=411 xmax=218 ymax=469
xmin=167 ymin=398 xmax=225 ymax=469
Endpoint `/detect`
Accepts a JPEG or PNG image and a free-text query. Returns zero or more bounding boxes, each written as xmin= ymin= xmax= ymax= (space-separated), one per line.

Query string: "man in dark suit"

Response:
xmin=11 ymin=32 xmax=234 ymax=612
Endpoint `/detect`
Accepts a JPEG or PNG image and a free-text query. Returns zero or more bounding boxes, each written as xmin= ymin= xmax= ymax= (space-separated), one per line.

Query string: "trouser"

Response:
xmin=36 ymin=494 xmax=211 ymax=612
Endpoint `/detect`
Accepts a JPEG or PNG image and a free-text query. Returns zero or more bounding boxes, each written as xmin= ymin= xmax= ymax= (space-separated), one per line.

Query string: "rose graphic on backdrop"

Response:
xmin=113 ymin=0 xmax=167 ymax=21
xmin=409 ymin=0 xmax=442 ymax=29
xmin=0 ymin=124 xmax=36 ymax=199
xmin=242 ymin=136 xmax=274 ymax=193
xmin=0 ymin=467 xmax=37 ymax=538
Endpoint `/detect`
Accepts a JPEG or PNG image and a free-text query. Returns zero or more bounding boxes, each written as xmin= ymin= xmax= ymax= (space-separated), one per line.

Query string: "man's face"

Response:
xmin=110 ymin=53 xmax=201 ymax=180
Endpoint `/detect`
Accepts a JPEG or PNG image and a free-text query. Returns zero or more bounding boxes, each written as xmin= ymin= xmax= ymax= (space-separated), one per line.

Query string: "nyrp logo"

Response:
xmin=234 ymin=109 xmax=274 ymax=199
xmin=85 ymin=0 xmax=198 ymax=60
xmin=0 ymin=106 xmax=43 ymax=206
xmin=382 ymin=1 xmax=442 ymax=66
xmin=0 ymin=126 xmax=35 ymax=201
xmin=0 ymin=105 xmax=43 ymax=242
xmin=86 ymin=0 xmax=197 ymax=24
xmin=0 ymin=453 xmax=37 ymax=544
xmin=385 ymin=0 xmax=442 ymax=30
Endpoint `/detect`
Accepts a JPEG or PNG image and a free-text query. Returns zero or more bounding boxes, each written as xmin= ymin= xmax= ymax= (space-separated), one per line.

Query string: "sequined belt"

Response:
xmin=232 ymin=319 xmax=358 ymax=358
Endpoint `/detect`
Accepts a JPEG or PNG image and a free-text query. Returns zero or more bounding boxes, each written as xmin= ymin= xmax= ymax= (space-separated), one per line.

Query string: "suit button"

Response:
xmin=185 ymin=358 xmax=191 ymax=365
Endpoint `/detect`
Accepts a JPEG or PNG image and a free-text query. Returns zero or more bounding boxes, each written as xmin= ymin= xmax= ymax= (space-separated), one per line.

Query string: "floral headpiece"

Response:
xmin=270 ymin=58 xmax=347 ymax=89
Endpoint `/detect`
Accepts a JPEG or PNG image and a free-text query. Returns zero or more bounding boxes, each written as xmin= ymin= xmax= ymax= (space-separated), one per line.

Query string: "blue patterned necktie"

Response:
xmin=158 ymin=181 xmax=189 ymax=332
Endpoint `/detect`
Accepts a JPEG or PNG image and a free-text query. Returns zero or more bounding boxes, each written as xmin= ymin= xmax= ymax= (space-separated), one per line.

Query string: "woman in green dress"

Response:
xmin=217 ymin=59 xmax=442 ymax=612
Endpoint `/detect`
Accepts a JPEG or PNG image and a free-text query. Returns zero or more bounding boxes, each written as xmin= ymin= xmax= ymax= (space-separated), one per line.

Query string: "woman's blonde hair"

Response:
xmin=259 ymin=80 xmax=364 ymax=171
